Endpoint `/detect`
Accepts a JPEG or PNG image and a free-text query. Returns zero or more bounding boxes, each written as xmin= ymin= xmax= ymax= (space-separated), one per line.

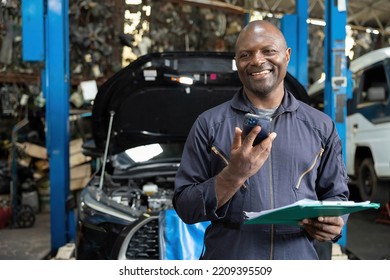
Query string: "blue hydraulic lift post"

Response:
xmin=324 ymin=0 xmax=348 ymax=247
xmin=22 ymin=0 xmax=73 ymax=253
xmin=281 ymin=14 xmax=298 ymax=78
xmin=45 ymin=0 xmax=73 ymax=252
xmin=296 ymin=0 xmax=308 ymax=90
xmin=281 ymin=0 xmax=308 ymax=89
xmin=21 ymin=0 xmax=44 ymax=61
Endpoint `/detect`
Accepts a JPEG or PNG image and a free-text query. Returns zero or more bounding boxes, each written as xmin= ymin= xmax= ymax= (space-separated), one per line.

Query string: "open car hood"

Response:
xmin=92 ymin=51 xmax=242 ymax=155
xmin=91 ymin=51 xmax=309 ymax=156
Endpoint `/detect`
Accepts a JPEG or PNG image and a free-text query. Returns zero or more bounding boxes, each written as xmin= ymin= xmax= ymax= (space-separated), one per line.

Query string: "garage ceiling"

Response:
xmin=181 ymin=1 xmax=390 ymax=35
xmin=248 ymin=0 xmax=390 ymax=35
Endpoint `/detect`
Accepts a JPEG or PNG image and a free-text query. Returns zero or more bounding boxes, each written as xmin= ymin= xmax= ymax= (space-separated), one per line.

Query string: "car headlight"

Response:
xmin=80 ymin=186 xmax=139 ymax=224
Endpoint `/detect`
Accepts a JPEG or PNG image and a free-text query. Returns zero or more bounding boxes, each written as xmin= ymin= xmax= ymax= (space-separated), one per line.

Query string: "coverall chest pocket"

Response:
xmin=292 ymin=148 xmax=324 ymax=199
xmin=209 ymin=145 xmax=230 ymax=176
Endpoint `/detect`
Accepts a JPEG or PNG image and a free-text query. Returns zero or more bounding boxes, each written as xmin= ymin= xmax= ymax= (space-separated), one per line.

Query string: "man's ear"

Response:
xmin=285 ymin=48 xmax=291 ymax=63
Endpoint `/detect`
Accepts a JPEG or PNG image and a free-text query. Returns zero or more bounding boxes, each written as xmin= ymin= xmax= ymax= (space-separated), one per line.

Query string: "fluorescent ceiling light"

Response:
xmin=307 ymin=18 xmax=326 ymax=26
xmin=125 ymin=0 xmax=142 ymax=4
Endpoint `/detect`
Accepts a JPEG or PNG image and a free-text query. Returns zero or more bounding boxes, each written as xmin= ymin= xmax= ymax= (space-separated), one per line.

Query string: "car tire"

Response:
xmin=357 ymin=158 xmax=387 ymax=204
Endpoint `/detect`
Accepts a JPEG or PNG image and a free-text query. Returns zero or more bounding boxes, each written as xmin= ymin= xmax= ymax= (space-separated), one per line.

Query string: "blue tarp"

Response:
xmin=159 ymin=209 xmax=210 ymax=260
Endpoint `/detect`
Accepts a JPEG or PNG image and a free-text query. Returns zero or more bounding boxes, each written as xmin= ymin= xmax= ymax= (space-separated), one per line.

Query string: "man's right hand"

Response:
xmin=215 ymin=126 xmax=277 ymax=207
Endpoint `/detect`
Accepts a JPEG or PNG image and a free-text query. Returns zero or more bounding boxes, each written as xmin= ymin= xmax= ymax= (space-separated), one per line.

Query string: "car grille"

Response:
xmin=125 ymin=218 xmax=159 ymax=259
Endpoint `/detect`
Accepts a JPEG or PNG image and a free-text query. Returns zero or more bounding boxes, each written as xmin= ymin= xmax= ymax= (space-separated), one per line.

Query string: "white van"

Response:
xmin=308 ymin=47 xmax=390 ymax=204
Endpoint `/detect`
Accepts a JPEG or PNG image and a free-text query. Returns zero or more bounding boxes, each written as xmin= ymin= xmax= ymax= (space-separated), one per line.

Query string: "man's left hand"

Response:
xmin=299 ymin=216 xmax=344 ymax=242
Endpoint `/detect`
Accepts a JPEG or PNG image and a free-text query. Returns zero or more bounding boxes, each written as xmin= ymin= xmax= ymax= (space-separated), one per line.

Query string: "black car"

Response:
xmin=75 ymin=51 xmax=309 ymax=260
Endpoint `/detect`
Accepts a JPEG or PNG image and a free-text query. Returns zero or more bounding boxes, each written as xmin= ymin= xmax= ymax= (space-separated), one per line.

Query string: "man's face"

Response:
xmin=235 ymin=24 xmax=290 ymax=99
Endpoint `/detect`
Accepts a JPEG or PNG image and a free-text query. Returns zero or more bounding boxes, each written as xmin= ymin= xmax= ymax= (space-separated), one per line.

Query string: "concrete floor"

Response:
xmin=0 ymin=211 xmax=51 ymax=260
xmin=346 ymin=208 xmax=390 ymax=260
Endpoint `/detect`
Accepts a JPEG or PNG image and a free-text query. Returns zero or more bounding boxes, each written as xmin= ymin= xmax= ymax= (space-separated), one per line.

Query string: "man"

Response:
xmin=173 ymin=20 xmax=349 ymax=259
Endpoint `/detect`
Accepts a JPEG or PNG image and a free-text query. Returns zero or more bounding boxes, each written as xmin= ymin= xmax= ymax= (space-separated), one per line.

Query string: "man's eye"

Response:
xmin=263 ymin=49 xmax=277 ymax=55
xmin=239 ymin=53 xmax=251 ymax=60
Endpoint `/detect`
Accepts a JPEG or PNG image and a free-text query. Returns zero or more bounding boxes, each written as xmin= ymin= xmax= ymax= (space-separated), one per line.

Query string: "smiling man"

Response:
xmin=235 ymin=21 xmax=289 ymax=108
xmin=173 ymin=20 xmax=349 ymax=260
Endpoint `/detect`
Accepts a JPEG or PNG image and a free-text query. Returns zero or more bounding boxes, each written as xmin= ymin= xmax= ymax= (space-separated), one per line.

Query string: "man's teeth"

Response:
xmin=251 ymin=70 xmax=271 ymax=75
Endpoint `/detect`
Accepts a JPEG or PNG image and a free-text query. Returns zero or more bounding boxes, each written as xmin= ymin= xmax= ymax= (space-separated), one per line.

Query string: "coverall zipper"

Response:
xmin=268 ymin=116 xmax=276 ymax=260
xmin=267 ymin=115 xmax=324 ymax=258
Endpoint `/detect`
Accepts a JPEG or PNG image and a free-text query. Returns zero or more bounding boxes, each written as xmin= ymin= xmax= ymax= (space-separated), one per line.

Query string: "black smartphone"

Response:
xmin=242 ymin=113 xmax=271 ymax=146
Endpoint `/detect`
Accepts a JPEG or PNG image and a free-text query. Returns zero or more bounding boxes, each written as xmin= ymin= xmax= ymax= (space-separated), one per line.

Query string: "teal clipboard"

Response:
xmin=244 ymin=199 xmax=381 ymax=226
